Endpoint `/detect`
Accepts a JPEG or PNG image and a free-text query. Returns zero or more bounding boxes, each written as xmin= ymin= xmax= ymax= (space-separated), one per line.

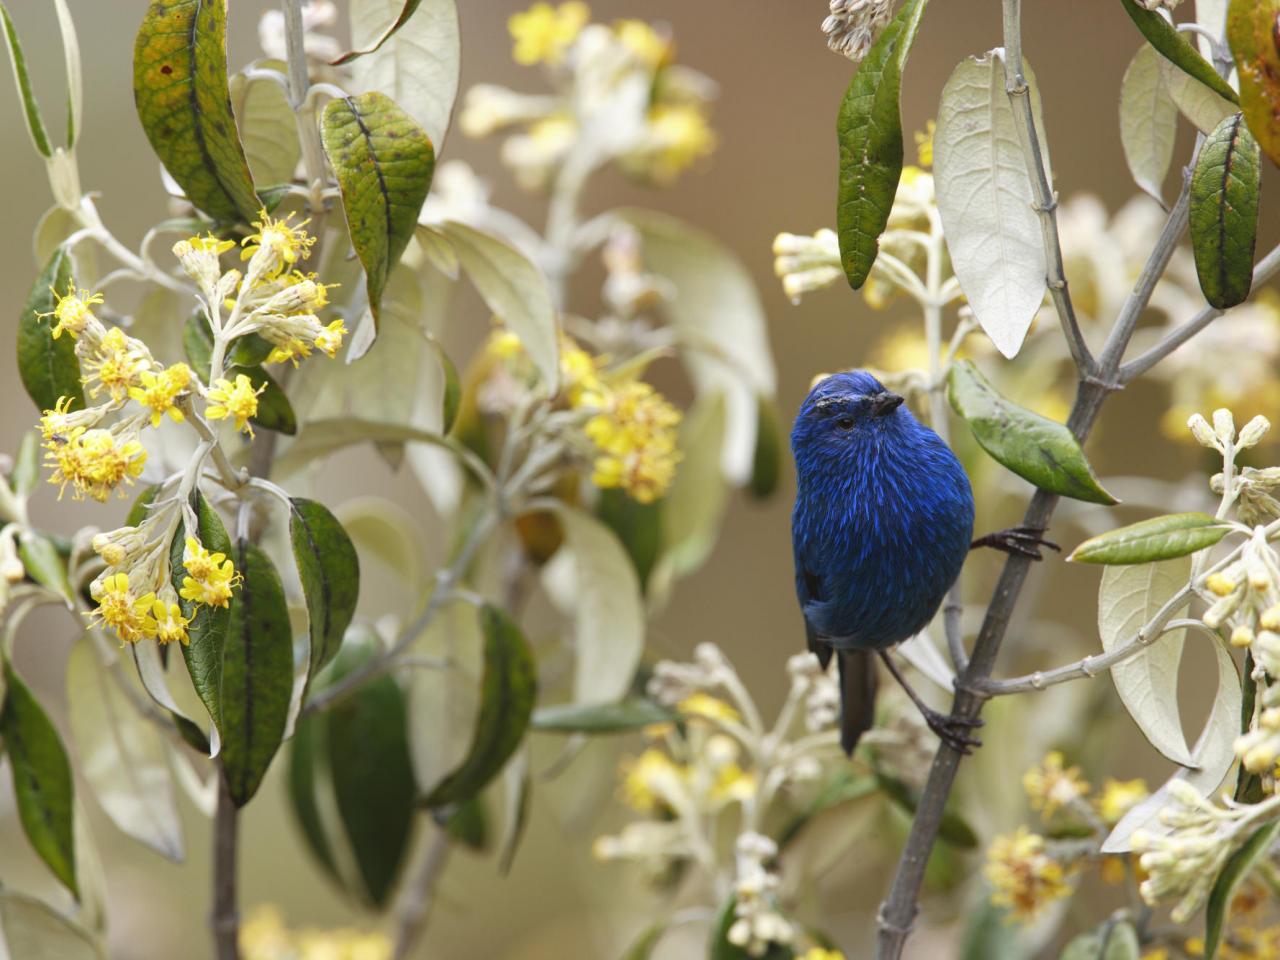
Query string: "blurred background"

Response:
xmin=1 ymin=1 xmax=1277 ymax=958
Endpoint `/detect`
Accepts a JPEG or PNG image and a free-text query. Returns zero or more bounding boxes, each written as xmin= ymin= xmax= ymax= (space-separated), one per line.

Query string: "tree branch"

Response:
xmin=999 ymin=1 xmax=1093 ymax=375
xmin=391 ymin=827 xmax=452 ymax=960
xmin=1119 ymin=244 xmax=1280 ymax=383
xmin=211 ymin=772 xmax=241 ymax=960
xmin=873 ymin=4 xmax=1201 ymax=953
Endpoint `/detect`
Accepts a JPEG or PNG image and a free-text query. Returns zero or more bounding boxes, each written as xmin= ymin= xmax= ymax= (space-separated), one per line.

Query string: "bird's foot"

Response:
xmin=971 ymin=525 xmax=1061 ymax=561
xmin=921 ymin=707 xmax=984 ymax=754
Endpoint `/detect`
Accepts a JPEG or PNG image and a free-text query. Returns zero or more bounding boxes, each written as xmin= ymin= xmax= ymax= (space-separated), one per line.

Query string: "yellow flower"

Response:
xmin=313 ymin=318 xmax=347 ymax=358
xmin=180 ymin=537 xmax=242 ymax=608
xmin=265 ymin=339 xmax=313 ymax=367
xmin=187 ymin=234 xmax=236 ymax=257
xmin=984 ymin=826 xmax=1072 ymax=922
xmin=640 ymin=103 xmax=716 ymax=182
xmin=45 ymin=426 xmax=147 ymax=501
xmin=614 ymin=19 xmax=670 ymax=68
xmin=88 ymin=573 xmax=157 ymax=644
xmin=39 ymin=395 xmax=104 ymax=440
xmin=129 ymin=362 xmax=191 ymax=427
xmin=241 ymin=210 xmax=315 ymax=279
xmin=206 ymin=373 xmax=265 ymax=436
xmin=508 ymin=1 xmax=589 ymax=66
xmin=800 ymin=950 xmax=845 ymax=960
xmin=620 ymin=748 xmax=685 ymax=814
xmin=1022 ymin=751 xmax=1090 ymax=821
xmin=151 ymin=598 xmax=191 ymax=646
xmin=585 ymin=380 xmax=681 ymax=504
xmin=81 ymin=327 xmax=151 ymax=401
xmin=677 ymin=693 xmax=741 ymax=724
xmin=39 ymin=283 xmax=103 ymax=339
xmin=1096 ymin=778 xmax=1148 ymax=825
xmin=871 ymin=328 xmax=931 ymax=373
xmin=559 ymin=337 xmax=605 ymax=403
xmin=91 ymin=525 xmax=148 ymax=569
xmin=914 ymin=120 xmax=936 ymax=168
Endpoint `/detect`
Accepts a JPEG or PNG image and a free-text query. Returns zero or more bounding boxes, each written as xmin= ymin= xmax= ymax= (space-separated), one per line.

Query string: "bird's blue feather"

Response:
xmin=791 ymin=371 xmax=974 ymax=652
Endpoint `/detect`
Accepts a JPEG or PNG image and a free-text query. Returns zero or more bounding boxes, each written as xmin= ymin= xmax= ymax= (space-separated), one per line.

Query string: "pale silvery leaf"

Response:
xmin=67 ymin=639 xmax=184 ymax=860
xmin=0 ymin=892 xmax=103 ymax=960
xmin=653 ymin=391 xmax=730 ymax=599
xmin=934 ymin=52 xmax=1049 ymax=359
xmin=1161 ymin=58 xmax=1236 ymax=134
xmin=496 ymin=745 xmax=530 ymax=872
xmin=896 ymin=628 xmax=955 ymax=693
xmin=1102 ymin=637 xmax=1240 ymax=852
xmin=169 ymin=747 xmax=217 ymax=818
xmin=1119 ymin=44 xmax=1177 ymax=203
xmin=617 ymin=210 xmax=777 ymax=485
xmin=130 ymin=640 xmax=220 ymax=758
xmin=71 ymin=805 xmax=106 ymax=935
xmin=52 ymin=0 xmax=81 ymax=148
xmin=414 ymin=224 xmax=459 ymax=280
xmin=407 ymin=602 xmax=482 ymax=794
xmin=349 ymin=0 xmax=460 ymax=151
xmin=1098 ymin=558 xmax=1194 ymax=766
xmin=230 ymin=60 xmax=301 ymax=187
xmin=334 ymin=497 xmax=427 ymax=618
xmin=540 ymin=505 xmax=645 ymax=705
xmin=441 ymin=220 xmax=560 ymax=389
xmin=406 ymin=269 xmax=462 ymax=517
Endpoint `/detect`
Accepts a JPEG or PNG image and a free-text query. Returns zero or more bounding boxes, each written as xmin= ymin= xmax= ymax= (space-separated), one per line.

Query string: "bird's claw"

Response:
xmin=971 ymin=525 xmax=1061 ymax=561
xmin=922 ymin=707 xmax=984 ymax=754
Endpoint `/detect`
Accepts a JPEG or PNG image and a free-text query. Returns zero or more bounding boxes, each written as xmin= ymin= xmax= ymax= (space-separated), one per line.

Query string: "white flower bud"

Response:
xmin=1187 ymin=413 xmax=1219 ymax=449
xmin=1213 ymin=408 xmax=1236 ymax=446
xmin=1238 ymin=415 xmax=1271 ymax=450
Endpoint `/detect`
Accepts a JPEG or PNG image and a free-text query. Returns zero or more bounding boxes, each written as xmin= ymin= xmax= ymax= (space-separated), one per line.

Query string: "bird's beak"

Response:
xmin=870 ymin=391 xmax=905 ymax=416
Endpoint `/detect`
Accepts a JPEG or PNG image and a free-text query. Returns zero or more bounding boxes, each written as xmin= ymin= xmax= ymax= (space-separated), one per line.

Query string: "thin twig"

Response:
xmin=391 ymin=827 xmax=452 ymax=960
xmin=1119 ymin=244 xmax=1280 ymax=383
xmin=211 ymin=773 xmax=241 ymax=960
xmin=999 ymin=18 xmax=1094 ymax=375
xmin=872 ymin=2 xmax=1201 ymax=951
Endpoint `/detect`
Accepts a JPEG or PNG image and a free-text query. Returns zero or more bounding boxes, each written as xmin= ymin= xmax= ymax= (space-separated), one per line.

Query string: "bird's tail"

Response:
xmin=836 ymin=649 xmax=878 ymax=756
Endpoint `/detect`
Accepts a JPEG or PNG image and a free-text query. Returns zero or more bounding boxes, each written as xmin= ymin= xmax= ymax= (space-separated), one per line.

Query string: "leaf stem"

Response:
xmin=280 ymin=0 xmax=329 ymax=224
xmin=391 ymin=827 xmax=452 ymax=960
xmin=999 ymin=0 xmax=1094 ymax=375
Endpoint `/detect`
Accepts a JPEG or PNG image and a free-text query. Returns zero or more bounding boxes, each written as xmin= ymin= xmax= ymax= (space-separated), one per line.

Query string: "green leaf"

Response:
xmin=876 ymin=772 xmax=978 ymax=849
xmin=286 ymin=711 xmax=340 ymax=882
xmin=17 ymin=246 xmax=83 ymax=413
xmin=1060 ymin=921 xmax=1141 ymax=960
xmin=348 ymin=0 xmax=460 ymax=151
xmin=496 ymin=750 xmax=529 ymax=873
xmin=289 ymin=498 xmax=360 ymax=681
xmin=125 ymin=484 xmax=162 ymax=528
xmin=229 ymin=60 xmax=300 ymax=188
xmin=531 ymin=699 xmax=676 ymax=734
xmin=132 ymin=0 xmax=259 ymax=223
xmin=325 ymin=639 xmax=418 ymax=906
xmin=1229 ymin=0 xmax=1280 ymax=167
xmin=595 ymin=489 xmax=662 ymax=593
xmin=170 ymin=492 xmax=232 ymax=749
xmin=1121 ymin=0 xmax=1240 ymax=105
xmin=749 ymin=394 xmax=783 ymax=500
xmin=11 ymin=431 xmax=40 ymax=497
xmin=835 ymin=0 xmax=929 ymax=289
xmin=182 ymin=311 xmax=214 ymax=379
xmin=423 ymin=605 xmax=537 ymax=808
xmin=709 ymin=895 xmax=795 ymax=960
xmin=52 ymin=0 xmax=81 ymax=149
xmin=620 ymin=923 xmax=667 ymax=960
xmin=333 ymin=0 xmax=422 ymax=65
xmin=321 ymin=92 xmax=435 ymax=329
xmin=1069 ymin=512 xmax=1229 ymax=564
xmin=440 ymin=220 xmax=559 ymax=390
xmin=220 ymin=540 xmax=294 ymax=806
xmin=0 ymin=891 xmax=103 ymax=960
xmin=18 ymin=532 xmax=73 ymax=605
xmin=0 ymin=1 xmax=52 ymax=156
xmin=0 ymin=661 xmax=77 ymax=896
xmin=1190 ymin=112 xmax=1261 ymax=309
xmin=1204 ymin=820 xmax=1280 ymax=958
xmin=947 ymin=360 xmax=1118 ymax=505
xmin=443 ymin=795 xmax=490 ymax=852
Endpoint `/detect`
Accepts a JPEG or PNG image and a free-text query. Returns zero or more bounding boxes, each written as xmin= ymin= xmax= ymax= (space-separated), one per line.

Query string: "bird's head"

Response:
xmin=791 ymin=371 xmax=910 ymax=463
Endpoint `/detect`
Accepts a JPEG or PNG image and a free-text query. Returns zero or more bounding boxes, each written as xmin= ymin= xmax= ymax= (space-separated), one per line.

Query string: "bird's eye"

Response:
xmin=835 ymin=416 xmax=855 ymax=431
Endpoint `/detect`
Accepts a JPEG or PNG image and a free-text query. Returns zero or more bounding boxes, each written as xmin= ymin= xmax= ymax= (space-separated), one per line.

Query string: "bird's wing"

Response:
xmin=796 ymin=559 xmax=834 ymax=669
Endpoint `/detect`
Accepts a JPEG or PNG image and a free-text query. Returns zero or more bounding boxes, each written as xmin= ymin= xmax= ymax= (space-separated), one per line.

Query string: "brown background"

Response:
xmin=0 ymin=2 xmax=1268 ymax=958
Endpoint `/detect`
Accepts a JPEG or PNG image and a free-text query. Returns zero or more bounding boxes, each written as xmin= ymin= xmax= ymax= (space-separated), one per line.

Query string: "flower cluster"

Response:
xmin=727 ymin=832 xmax=793 ymax=956
xmin=821 ymin=0 xmax=895 ymax=64
xmin=34 ymin=214 xmax=343 ymax=644
xmin=240 ymin=904 xmax=391 ymax=960
xmin=984 ymin=826 xmax=1073 ymax=922
xmin=460 ymin=3 xmax=716 ymax=189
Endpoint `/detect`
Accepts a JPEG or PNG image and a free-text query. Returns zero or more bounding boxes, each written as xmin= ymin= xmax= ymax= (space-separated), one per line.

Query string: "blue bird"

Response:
xmin=791 ymin=371 xmax=1055 ymax=755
